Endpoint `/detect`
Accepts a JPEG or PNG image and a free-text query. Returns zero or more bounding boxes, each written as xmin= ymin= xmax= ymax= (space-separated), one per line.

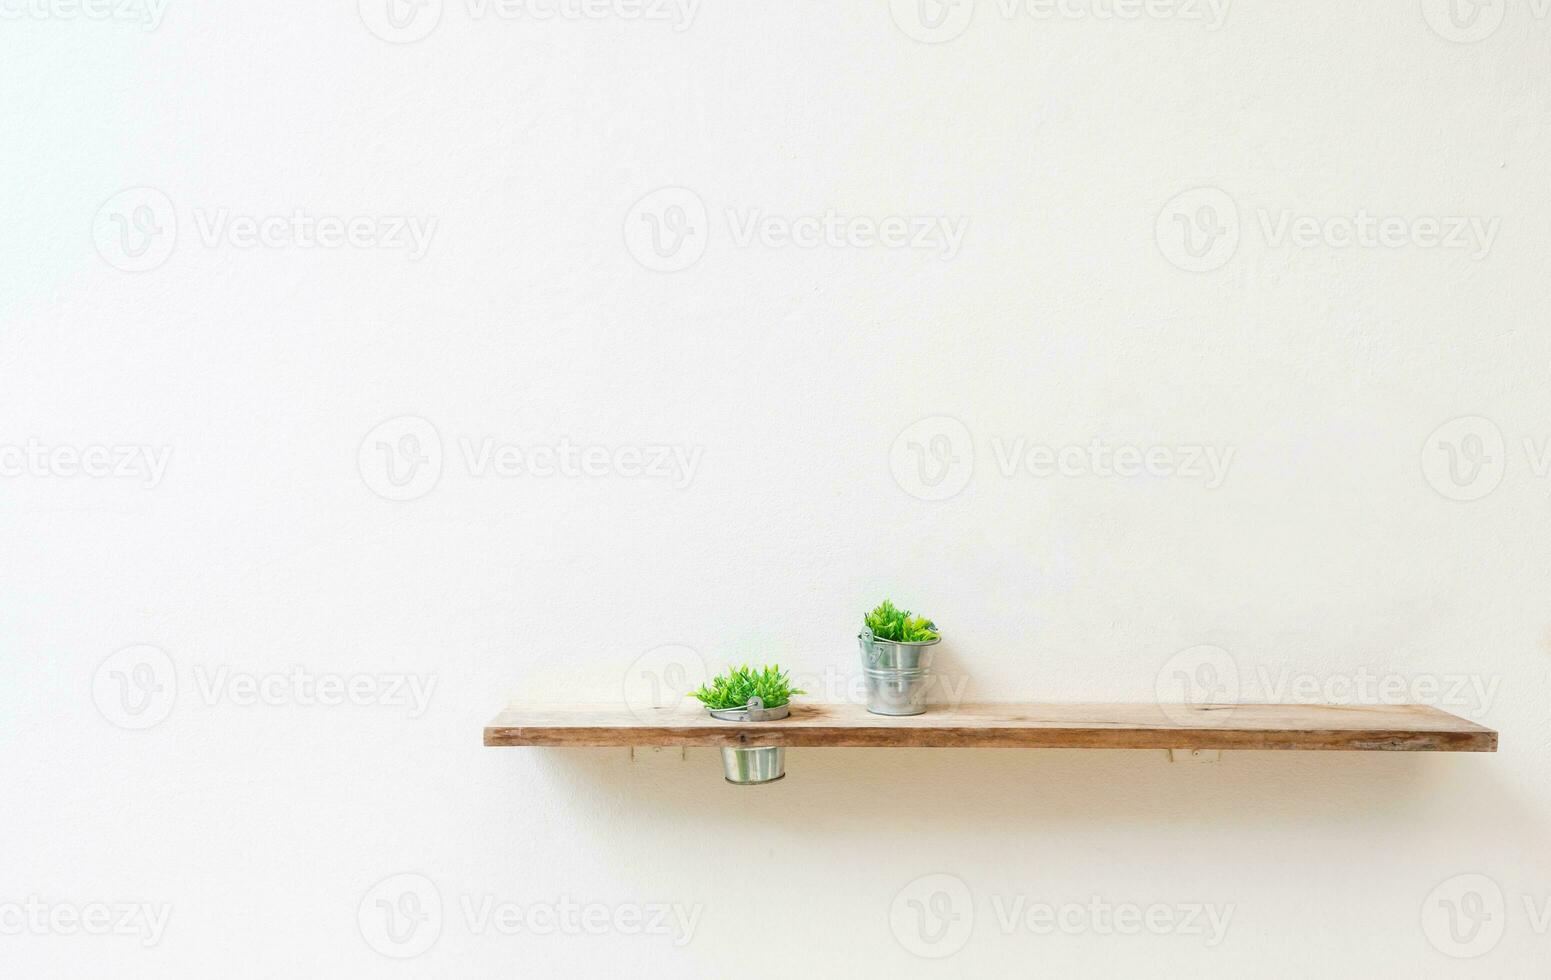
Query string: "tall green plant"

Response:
xmin=864 ymin=599 xmax=939 ymax=642
xmin=689 ymin=664 xmax=805 ymax=710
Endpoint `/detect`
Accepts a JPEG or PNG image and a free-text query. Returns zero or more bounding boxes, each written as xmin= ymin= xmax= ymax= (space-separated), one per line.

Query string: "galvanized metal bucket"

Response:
xmin=708 ymin=699 xmax=790 ymax=723
xmin=859 ymin=629 xmax=941 ymax=716
xmin=720 ymin=745 xmax=784 ymax=784
xmin=708 ymin=696 xmax=787 ymax=785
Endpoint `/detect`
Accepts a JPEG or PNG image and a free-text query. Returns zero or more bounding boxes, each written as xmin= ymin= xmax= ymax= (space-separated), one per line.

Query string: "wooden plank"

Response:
xmin=483 ymin=702 xmax=1497 ymax=752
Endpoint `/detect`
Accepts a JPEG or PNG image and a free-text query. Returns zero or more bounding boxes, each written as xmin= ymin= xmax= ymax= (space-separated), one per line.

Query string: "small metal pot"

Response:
xmin=708 ymin=696 xmax=787 ymax=785
xmin=720 ymin=745 xmax=784 ymax=785
xmin=859 ymin=629 xmax=941 ymax=716
xmin=707 ymin=700 xmax=790 ymax=723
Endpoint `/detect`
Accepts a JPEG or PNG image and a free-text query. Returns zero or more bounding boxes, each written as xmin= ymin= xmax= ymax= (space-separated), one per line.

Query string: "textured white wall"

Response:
xmin=2 ymin=0 xmax=1547 ymax=975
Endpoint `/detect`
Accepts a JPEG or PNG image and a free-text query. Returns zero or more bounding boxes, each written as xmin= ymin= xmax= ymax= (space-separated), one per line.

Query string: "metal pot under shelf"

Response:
xmin=707 ymin=696 xmax=788 ymax=785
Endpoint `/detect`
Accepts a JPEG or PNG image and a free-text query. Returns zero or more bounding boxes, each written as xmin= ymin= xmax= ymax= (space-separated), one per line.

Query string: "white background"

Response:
xmin=2 ymin=0 xmax=1548 ymax=975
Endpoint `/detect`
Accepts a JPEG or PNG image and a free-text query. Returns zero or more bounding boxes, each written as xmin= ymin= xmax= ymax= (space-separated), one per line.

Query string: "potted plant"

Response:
xmin=690 ymin=664 xmax=804 ymax=785
xmin=858 ymin=599 xmax=940 ymax=715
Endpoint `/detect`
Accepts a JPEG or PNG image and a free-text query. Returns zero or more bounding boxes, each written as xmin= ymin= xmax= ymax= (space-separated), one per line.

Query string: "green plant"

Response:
xmin=863 ymin=599 xmax=939 ymax=642
xmin=689 ymin=664 xmax=805 ymax=710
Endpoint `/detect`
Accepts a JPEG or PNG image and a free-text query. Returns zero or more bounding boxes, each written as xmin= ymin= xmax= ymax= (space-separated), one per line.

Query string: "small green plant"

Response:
xmin=689 ymin=664 xmax=805 ymax=710
xmin=864 ymin=599 xmax=939 ymax=642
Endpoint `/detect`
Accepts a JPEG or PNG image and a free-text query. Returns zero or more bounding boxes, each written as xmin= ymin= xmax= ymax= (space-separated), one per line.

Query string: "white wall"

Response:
xmin=2 ymin=0 xmax=1546 ymax=975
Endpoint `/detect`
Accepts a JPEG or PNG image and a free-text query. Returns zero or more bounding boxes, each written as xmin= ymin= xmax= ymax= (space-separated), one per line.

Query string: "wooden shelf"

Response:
xmin=484 ymin=702 xmax=1496 ymax=752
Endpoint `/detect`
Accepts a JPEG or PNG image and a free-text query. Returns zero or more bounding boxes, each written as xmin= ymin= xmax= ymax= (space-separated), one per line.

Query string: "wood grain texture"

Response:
xmin=483 ymin=702 xmax=1497 ymax=752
